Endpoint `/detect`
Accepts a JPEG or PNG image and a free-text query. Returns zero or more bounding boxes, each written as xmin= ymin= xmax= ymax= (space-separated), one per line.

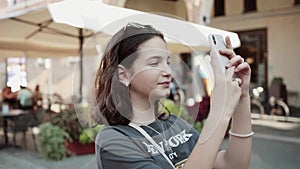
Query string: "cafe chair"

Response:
xmin=8 ymin=112 xmax=32 ymax=149
xmin=0 ymin=116 xmax=3 ymax=144
xmin=30 ymin=108 xmax=46 ymax=151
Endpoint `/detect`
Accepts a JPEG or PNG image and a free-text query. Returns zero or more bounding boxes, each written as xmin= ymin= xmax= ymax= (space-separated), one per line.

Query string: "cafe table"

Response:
xmin=0 ymin=109 xmax=28 ymax=148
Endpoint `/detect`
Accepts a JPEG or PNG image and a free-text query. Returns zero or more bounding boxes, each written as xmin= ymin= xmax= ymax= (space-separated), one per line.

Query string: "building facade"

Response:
xmin=1 ymin=0 xmax=299 ymax=106
xmin=210 ymin=0 xmax=300 ymax=106
xmin=126 ymin=0 xmax=300 ymax=106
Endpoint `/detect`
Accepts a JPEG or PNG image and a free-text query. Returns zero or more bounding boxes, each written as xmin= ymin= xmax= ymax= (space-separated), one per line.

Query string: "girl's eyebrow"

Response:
xmin=146 ymin=55 xmax=170 ymax=60
xmin=148 ymin=56 xmax=161 ymax=59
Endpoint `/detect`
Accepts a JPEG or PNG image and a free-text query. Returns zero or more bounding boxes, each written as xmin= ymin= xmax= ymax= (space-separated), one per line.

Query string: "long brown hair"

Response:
xmin=93 ymin=23 xmax=166 ymax=126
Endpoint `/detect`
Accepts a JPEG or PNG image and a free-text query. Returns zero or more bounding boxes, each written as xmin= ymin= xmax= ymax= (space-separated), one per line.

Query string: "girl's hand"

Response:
xmin=210 ymin=49 xmax=242 ymax=117
xmin=220 ymin=36 xmax=251 ymax=99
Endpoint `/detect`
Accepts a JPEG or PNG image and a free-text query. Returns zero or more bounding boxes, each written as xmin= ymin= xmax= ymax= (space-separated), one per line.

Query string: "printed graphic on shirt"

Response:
xmin=142 ymin=129 xmax=193 ymax=160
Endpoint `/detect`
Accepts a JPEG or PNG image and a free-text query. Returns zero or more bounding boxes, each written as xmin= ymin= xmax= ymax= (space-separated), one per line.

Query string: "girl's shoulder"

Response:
xmin=97 ymin=125 xmax=132 ymax=138
xmin=96 ymin=124 xmax=141 ymax=145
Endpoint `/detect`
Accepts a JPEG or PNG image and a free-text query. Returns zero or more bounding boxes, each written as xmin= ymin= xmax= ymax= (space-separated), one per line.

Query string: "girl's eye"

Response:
xmin=148 ymin=58 xmax=160 ymax=66
xmin=149 ymin=62 xmax=159 ymax=66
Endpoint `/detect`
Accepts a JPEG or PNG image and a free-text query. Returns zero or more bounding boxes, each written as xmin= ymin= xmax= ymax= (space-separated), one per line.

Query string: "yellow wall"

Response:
xmin=257 ymin=0 xmax=295 ymax=11
xmin=225 ymin=0 xmax=243 ymax=16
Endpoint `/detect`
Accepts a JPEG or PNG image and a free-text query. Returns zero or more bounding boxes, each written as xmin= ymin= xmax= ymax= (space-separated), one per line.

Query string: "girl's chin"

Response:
xmin=148 ymin=88 xmax=170 ymax=101
xmin=157 ymin=91 xmax=170 ymax=99
xmin=149 ymin=92 xmax=170 ymax=101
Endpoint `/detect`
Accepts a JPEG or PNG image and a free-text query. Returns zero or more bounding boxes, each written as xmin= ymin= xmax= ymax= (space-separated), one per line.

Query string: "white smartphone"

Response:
xmin=208 ymin=34 xmax=229 ymax=74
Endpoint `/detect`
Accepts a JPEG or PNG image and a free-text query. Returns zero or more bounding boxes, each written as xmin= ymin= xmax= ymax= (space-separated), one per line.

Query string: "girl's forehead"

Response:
xmin=138 ymin=36 xmax=167 ymax=49
xmin=136 ymin=36 xmax=169 ymax=58
xmin=136 ymin=48 xmax=170 ymax=60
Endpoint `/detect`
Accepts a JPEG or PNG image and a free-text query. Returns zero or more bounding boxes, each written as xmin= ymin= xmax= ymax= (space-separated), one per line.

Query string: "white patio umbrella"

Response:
xmin=48 ymin=0 xmax=240 ymax=53
xmin=48 ymin=0 xmax=242 ymax=103
xmin=0 ymin=5 xmax=94 ymax=101
xmin=0 ymin=7 xmax=93 ymax=59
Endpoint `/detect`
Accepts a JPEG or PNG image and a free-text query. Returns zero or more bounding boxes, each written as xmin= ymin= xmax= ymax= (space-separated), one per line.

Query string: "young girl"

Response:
xmin=93 ymin=22 xmax=252 ymax=169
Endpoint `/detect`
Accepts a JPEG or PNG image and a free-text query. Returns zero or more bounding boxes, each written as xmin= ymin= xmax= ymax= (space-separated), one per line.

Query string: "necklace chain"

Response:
xmin=145 ymin=121 xmax=165 ymax=138
xmin=144 ymin=120 xmax=172 ymax=152
xmin=130 ymin=118 xmax=156 ymax=125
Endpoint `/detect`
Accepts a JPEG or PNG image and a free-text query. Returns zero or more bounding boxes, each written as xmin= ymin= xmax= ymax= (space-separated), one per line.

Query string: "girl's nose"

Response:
xmin=161 ymin=64 xmax=172 ymax=77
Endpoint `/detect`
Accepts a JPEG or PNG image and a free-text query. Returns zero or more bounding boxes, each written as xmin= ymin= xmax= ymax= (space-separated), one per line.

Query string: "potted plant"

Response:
xmin=161 ymin=99 xmax=193 ymax=123
xmin=50 ymin=107 xmax=103 ymax=155
xmin=79 ymin=124 xmax=103 ymax=144
xmin=51 ymin=108 xmax=83 ymax=142
xmin=36 ymin=122 xmax=70 ymax=160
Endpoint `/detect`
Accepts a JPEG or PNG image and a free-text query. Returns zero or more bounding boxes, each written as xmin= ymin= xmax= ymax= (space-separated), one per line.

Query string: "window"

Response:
xmin=6 ymin=57 xmax=27 ymax=91
xmin=214 ymin=0 xmax=225 ymax=17
xmin=244 ymin=0 xmax=256 ymax=13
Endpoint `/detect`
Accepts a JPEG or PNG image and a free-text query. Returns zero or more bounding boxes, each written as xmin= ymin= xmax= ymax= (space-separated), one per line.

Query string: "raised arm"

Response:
xmin=214 ymin=37 xmax=252 ymax=169
xmin=182 ymin=37 xmax=246 ymax=169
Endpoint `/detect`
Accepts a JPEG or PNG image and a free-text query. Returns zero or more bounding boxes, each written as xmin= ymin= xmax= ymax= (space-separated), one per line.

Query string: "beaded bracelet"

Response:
xmin=229 ymin=130 xmax=254 ymax=138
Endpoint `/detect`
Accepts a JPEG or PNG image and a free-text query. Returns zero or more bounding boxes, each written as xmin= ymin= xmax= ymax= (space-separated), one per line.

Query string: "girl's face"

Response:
xmin=128 ymin=37 xmax=172 ymax=102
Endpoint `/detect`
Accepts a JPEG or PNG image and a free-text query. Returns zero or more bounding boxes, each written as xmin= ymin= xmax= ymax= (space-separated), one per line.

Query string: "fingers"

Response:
xmin=234 ymin=62 xmax=250 ymax=73
xmin=219 ymin=37 xmax=235 ymax=60
xmin=226 ymin=66 xmax=243 ymax=86
xmin=225 ymin=36 xmax=233 ymax=50
xmin=220 ymin=48 xmax=235 ymax=59
xmin=226 ymin=55 xmax=244 ymax=68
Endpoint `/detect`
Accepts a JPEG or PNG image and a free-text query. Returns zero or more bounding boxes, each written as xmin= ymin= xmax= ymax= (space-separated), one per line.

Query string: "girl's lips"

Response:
xmin=158 ymin=81 xmax=170 ymax=87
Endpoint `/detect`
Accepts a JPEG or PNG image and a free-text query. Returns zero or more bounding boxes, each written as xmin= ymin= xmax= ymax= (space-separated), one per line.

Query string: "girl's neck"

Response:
xmin=129 ymin=90 xmax=157 ymax=125
xmin=131 ymin=103 xmax=156 ymax=126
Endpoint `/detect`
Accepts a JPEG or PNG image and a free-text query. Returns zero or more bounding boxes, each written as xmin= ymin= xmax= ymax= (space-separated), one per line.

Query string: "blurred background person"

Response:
xmin=33 ymin=84 xmax=43 ymax=111
xmin=17 ymin=85 xmax=33 ymax=110
xmin=1 ymin=86 xmax=18 ymax=108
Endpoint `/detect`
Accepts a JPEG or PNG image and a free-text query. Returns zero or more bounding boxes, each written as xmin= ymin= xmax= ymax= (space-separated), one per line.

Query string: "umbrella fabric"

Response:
xmin=0 ymin=6 xmax=93 ymax=59
xmin=49 ymin=0 xmax=240 ymax=53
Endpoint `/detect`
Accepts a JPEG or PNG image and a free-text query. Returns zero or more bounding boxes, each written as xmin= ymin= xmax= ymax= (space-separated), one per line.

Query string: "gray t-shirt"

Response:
xmin=96 ymin=115 xmax=199 ymax=169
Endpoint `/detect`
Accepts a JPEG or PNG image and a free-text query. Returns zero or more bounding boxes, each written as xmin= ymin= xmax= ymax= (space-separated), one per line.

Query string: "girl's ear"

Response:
xmin=118 ymin=65 xmax=130 ymax=86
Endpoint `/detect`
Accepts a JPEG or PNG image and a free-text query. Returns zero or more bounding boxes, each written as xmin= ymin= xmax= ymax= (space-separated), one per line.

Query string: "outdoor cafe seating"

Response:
xmin=0 ymin=106 xmax=45 ymax=149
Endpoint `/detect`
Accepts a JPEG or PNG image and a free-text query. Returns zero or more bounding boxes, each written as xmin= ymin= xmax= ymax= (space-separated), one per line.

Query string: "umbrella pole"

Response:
xmin=79 ymin=28 xmax=83 ymax=103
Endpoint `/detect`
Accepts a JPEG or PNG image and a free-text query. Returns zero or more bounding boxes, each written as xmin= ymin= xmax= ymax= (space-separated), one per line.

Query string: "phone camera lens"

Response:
xmin=212 ymin=36 xmax=216 ymax=44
